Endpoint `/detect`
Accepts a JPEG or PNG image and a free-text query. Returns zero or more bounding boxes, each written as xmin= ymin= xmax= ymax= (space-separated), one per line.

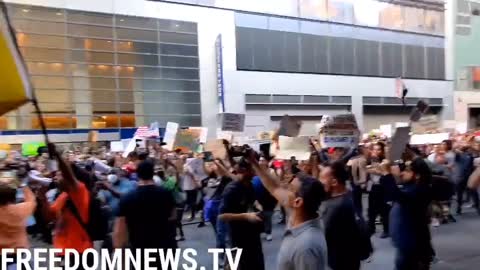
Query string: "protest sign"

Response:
xmin=189 ymin=127 xmax=208 ymax=143
xmin=21 ymin=142 xmax=45 ymax=157
xmin=122 ymin=137 xmax=138 ymax=158
xmin=319 ymin=114 xmax=359 ymax=148
xmin=410 ymin=133 xmax=449 ymax=145
xmin=110 ymin=141 xmax=124 ymax=152
xmin=217 ymin=129 xmax=233 ymax=141
xmin=163 ymin=122 xmax=179 ymax=151
xmin=395 ymin=122 xmax=409 ymax=128
xmin=219 ymin=113 xmax=245 ymax=132
xmin=389 ymin=126 xmax=411 ymax=162
xmin=413 ymin=115 xmax=439 ymax=133
xmin=278 ymin=115 xmax=302 ymax=137
xmin=205 ymin=139 xmax=227 ymax=160
xmin=379 ymin=124 xmax=393 ymax=138
xmin=275 ymin=136 xmax=311 ymax=160
xmin=174 ymin=129 xmax=200 ymax=153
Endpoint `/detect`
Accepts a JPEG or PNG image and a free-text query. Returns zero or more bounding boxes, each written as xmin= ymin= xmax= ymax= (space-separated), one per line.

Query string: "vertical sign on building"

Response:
xmin=215 ymin=34 xmax=225 ymax=113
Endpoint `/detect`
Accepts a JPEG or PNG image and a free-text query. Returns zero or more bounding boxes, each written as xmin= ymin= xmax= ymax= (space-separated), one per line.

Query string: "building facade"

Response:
xmin=0 ymin=0 xmax=452 ymax=142
xmin=447 ymin=0 xmax=480 ymax=129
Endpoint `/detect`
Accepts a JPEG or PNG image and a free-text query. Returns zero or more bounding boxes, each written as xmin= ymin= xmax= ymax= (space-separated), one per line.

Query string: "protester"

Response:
xmin=113 ymin=160 xmax=176 ymax=252
xmin=218 ymin=157 xmax=265 ymax=270
xmin=385 ymin=151 xmax=435 ymax=270
xmin=320 ymin=161 xmax=363 ymax=270
xmin=250 ymin=151 xmax=328 ymax=270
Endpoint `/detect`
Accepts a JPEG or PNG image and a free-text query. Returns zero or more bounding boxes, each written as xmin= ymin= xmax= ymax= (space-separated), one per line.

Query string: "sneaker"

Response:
xmin=265 ymin=234 xmax=273 ymax=241
xmin=431 ymin=218 xmax=440 ymax=227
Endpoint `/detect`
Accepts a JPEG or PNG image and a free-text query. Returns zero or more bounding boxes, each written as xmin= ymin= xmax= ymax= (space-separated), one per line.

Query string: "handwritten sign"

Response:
xmin=174 ymin=129 xmax=200 ymax=153
xmin=219 ymin=113 xmax=245 ymax=132
xmin=275 ymin=136 xmax=311 ymax=160
xmin=319 ymin=114 xmax=359 ymax=148
xmin=410 ymin=133 xmax=449 ymax=145
xmin=163 ymin=122 xmax=179 ymax=151
xmin=278 ymin=115 xmax=302 ymax=137
xmin=189 ymin=127 xmax=208 ymax=143
xmin=205 ymin=139 xmax=227 ymax=160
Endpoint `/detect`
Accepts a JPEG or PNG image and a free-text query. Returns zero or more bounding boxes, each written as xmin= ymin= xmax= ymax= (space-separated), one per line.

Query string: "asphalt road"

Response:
xmin=29 ymin=209 xmax=480 ymax=270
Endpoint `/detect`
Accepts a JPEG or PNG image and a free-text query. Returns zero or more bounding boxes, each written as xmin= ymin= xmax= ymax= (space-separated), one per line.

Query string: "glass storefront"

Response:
xmin=0 ymin=3 xmax=201 ymax=131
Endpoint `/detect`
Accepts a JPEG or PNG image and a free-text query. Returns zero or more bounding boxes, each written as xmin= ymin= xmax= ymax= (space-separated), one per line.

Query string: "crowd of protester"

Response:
xmin=2 ymin=133 xmax=480 ymax=270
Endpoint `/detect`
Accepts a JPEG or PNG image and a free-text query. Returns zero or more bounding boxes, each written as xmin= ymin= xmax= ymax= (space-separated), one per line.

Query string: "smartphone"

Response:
xmin=203 ymin=151 xmax=214 ymax=162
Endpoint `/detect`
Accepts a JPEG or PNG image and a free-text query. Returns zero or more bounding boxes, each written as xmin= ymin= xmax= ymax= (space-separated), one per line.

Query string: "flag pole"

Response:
xmin=0 ymin=2 xmax=50 ymax=145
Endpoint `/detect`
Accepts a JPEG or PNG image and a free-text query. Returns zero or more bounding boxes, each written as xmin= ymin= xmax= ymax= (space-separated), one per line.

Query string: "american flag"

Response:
xmin=134 ymin=122 xmax=159 ymax=138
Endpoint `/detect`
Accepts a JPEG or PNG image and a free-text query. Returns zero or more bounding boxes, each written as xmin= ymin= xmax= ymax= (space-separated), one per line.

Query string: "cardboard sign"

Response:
xmin=219 ymin=113 xmax=245 ymax=132
xmin=163 ymin=122 xmax=179 ymax=151
xmin=389 ymin=126 xmax=411 ymax=162
xmin=410 ymin=133 xmax=449 ymax=145
xmin=278 ymin=115 xmax=302 ymax=137
xmin=174 ymin=129 xmax=200 ymax=153
xmin=275 ymin=136 xmax=311 ymax=160
xmin=110 ymin=141 xmax=124 ymax=152
xmin=319 ymin=114 xmax=359 ymax=148
xmin=205 ymin=139 xmax=227 ymax=160
xmin=189 ymin=127 xmax=208 ymax=143
xmin=413 ymin=115 xmax=439 ymax=133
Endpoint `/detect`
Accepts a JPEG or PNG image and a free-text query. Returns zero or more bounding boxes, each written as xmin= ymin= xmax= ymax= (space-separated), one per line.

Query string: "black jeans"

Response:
xmin=352 ymin=184 xmax=364 ymax=217
xmin=368 ymin=184 xmax=391 ymax=234
xmin=395 ymin=250 xmax=431 ymax=270
xmin=185 ymin=189 xmax=198 ymax=218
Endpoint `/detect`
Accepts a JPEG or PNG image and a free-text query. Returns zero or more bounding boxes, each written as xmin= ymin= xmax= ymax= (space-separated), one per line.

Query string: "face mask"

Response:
xmin=107 ymin=174 xmax=118 ymax=183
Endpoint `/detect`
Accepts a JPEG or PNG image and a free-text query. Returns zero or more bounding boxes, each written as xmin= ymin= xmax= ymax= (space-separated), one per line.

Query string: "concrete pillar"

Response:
xmin=351 ymin=95 xmax=364 ymax=132
xmin=443 ymin=0 xmax=457 ymax=121
xmin=72 ymin=69 xmax=92 ymax=128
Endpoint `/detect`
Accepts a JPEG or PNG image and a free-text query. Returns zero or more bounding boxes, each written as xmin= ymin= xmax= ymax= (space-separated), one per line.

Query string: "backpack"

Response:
xmin=66 ymin=193 xmax=109 ymax=242
xmin=355 ymin=215 xmax=374 ymax=261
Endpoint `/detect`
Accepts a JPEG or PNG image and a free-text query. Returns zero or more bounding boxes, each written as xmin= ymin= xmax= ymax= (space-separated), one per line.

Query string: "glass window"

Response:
xmin=159 ymin=44 xmax=198 ymax=56
xmin=71 ymin=90 xmax=117 ymax=103
xmin=69 ymin=37 xmax=115 ymax=51
xmin=159 ymin=31 xmax=197 ymax=45
xmin=116 ymin=28 xmax=158 ymax=42
xmin=32 ymin=115 xmax=75 ymax=129
xmin=36 ymin=89 xmax=72 ymax=104
xmin=159 ymin=55 xmax=198 ymax=67
xmin=117 ymin=41 xmax=158 ymax=54
xmin=67 ymin=11 xmax=113 ymax=26
xmin=118 ymin=53 xmax=159 ymax=66
xmin=7 ymin=5 xmax=64 ymax=22
xmin=38 ymin=102 xmax=74 ymax=112
xmin=353 ymin=0 xmax=383 ymax=27
xmin=26 ymin=62 xmax=70 ymax=75
xmin=88 ymin=77 xmax=117 ymax=89
xmin=160 ymin=67 xmax=199 ymax=79
xmin=116 ymin=15 xmax=157 ymax=30
xmin=91 ymin=103 xmax=118 ymax=113
xmin=327 ymin=0 xmax=355 ymax=24
xmin=118 ymin=91 xmax=134 ymax=103
xmin=117 ymin=66 xmax=162 ymax=78
xmin=20 ymin=47 xmax=68 ymax=62
xmin=379 ymin=4 xmax=404 ymax=30
xmin=404 ymin=7 xmax=425 ymax=33
xmin=119 ymin=115 xmax=136 ymax=127
xmin=119 ymin=103 xmax=135 ymax=113
xmin=12 ymin=19 xmax=65 ymax=35
xmin=299 ymin=0 xmax=328 ymax=20
xmin=118 ymin=78 xmax=199 ymax=91
xmin=17 ymin=33 xmax=66 ymax=49
xmin=158 ymin=20 xmax=197 ymax=33
xmin=31 ymin=75 xmax=72 ymax=89
xmin=70 ymin=64 xmax=116 ymax=77
xmin=67 ymin=24 xmax=113 ymax=38
xmin=425 ymin=10 xmax=444 ymax=35
xmin=71 ymin=51 xmax=115 ymax=64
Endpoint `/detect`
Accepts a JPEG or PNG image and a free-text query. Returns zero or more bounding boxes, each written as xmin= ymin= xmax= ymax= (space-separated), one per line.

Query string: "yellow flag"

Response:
xmin=0 ymin=9 xmax=31 ymax=116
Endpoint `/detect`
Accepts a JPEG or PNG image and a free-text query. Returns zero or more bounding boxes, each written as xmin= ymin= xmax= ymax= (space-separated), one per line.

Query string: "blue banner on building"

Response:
xmin=215 ymin=34 xmax=225 ymax=113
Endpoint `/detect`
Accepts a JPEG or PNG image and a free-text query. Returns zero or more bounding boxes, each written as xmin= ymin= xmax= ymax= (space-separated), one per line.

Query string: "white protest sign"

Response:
xmin=189 ymin=127 xmax=208 ymax=143
xmin=410 ymin=133 xmax=450 ymax=145
xmin=379 ymin=124 xmax=393 ymax=138
xmin=163 ymin=122 xmax=179 ymax=151
xmin=456 ymin=122 xmax=468 ymax=134
xmin=219 ymin=113 xmax=245 ymax=132
xmin=217 ymin=128 xmax=233 ymax=141
xmin=395 ymin=122 xmax=409 ymax=128
xmin=275 ymin=136 xmax=311 ymax=160
xmin=110 ymin=141 xmax=124 ymax=152
xmin=122 ymin=136 xmax=138 ymax=158
xmin=319 ymin=114 xmax=359 ymax=148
